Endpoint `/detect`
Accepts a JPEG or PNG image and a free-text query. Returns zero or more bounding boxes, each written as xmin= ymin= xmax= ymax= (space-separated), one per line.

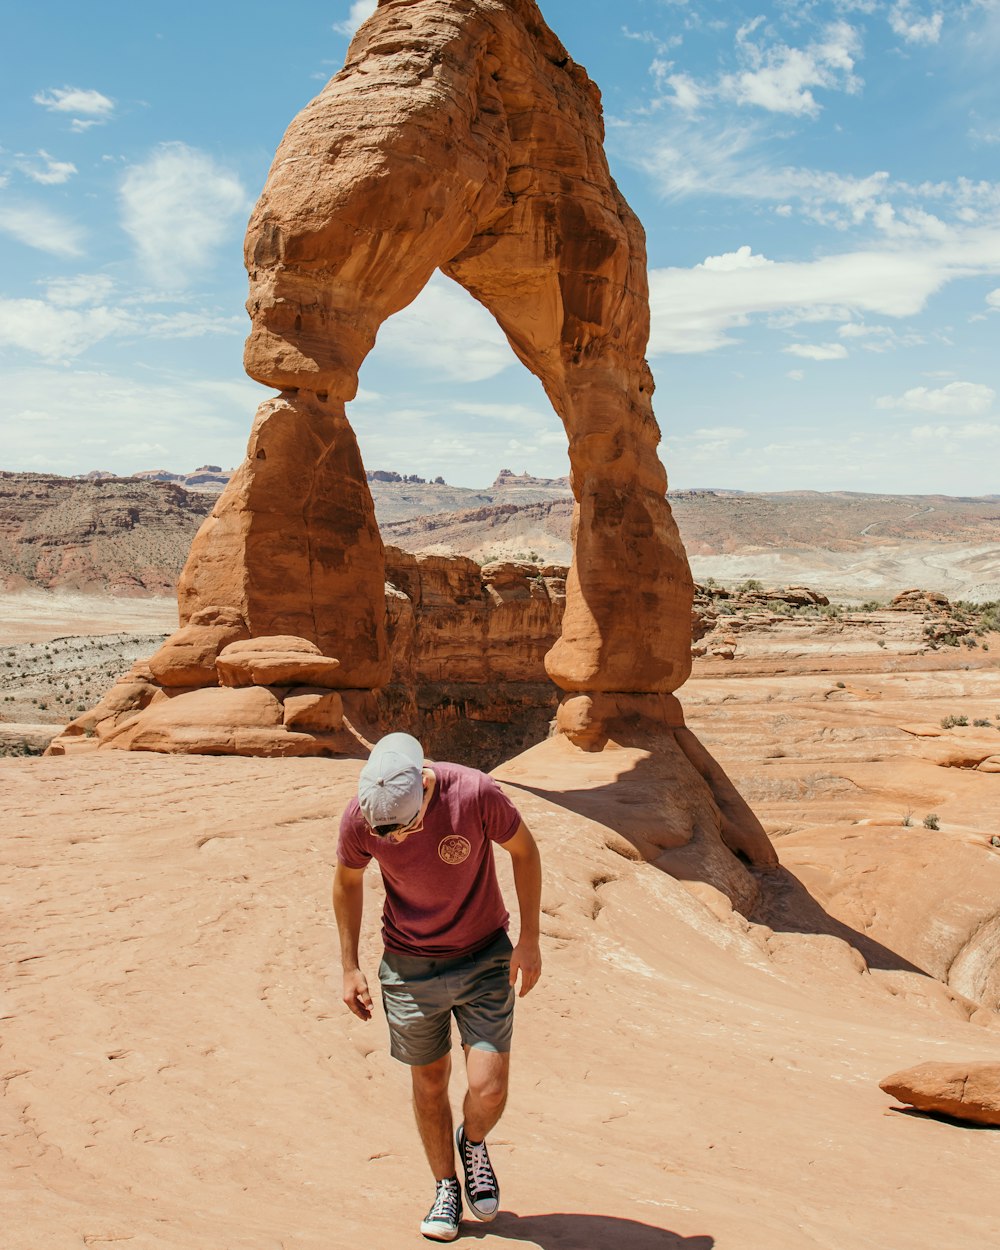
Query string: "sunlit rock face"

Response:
xmin=189 ymin=0 xmax=692 ymax=698
xmin=56 ymin=0 xmax=777 ymax=911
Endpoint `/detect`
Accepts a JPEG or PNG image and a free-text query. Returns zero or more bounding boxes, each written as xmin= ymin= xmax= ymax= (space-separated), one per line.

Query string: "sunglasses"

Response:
xmin=369 ymin=811 xmax=423 ymax=840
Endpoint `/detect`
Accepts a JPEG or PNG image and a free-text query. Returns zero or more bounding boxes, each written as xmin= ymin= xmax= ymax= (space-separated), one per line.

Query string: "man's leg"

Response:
xmin=411 ymin=1052 xmax=456 ymax=1180
xmin=462 ymin=1046 xmax=510 ymax=1142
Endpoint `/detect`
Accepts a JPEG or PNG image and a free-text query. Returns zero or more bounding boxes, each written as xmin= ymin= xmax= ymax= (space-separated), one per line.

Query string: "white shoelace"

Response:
xmin=464 ymin=1139 xmax=496 ymax=1195
xmin=428 ymin=1180 xmax=460 ymax=1221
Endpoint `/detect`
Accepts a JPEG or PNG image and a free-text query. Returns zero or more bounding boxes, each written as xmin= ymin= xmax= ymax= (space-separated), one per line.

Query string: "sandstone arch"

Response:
xmin=178 ymin=0 xmax=693 ymax=702
xmin=51 ymin=0 xmax=778 ymax=908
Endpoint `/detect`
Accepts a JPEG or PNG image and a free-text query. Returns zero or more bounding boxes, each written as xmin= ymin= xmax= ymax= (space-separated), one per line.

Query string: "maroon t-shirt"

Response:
xmin=337 ymin=762 xmax=521 ymax=958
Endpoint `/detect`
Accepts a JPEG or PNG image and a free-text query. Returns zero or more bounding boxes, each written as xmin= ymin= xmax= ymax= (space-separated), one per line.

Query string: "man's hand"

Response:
xmin=509 ymin=938 xmax=542 ymax=997
xmin=342 ymin=968 xmax=374 ymax=1020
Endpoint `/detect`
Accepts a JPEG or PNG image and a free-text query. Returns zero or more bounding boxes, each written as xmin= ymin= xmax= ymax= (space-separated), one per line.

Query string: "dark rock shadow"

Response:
xmin=749 ymin=863 xmax=926 ymax=974
xmin=506 ymin=743 xmax=926 ymax=977
xmin=464 ymin=1211 xmax=714 ymax=1248
xmin=888 ymin=1106 xmax=1000 ymax=1130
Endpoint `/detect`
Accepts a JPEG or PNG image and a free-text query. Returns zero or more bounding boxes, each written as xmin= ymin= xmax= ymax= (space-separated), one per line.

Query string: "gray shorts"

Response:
xmin=378 ymin=931 xmax=515 ymax=1067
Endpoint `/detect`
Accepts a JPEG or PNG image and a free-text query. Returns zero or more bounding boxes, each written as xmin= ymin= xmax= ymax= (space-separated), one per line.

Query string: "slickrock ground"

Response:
xmin=4 ymin=609 xmax=1000 ymax=1249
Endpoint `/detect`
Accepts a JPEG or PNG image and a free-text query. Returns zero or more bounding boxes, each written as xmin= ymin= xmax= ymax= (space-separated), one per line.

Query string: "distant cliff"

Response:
xmin=0 ymin=473 xmax=213 ymax=595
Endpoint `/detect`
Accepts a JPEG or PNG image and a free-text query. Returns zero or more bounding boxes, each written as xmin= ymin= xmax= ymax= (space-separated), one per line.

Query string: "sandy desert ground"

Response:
xmin=3 ymin=602 xmax=1000 ymax=1249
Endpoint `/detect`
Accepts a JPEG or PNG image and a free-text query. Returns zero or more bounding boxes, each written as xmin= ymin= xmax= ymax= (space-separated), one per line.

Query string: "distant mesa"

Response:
xmin=492 ymin=468 xmax=571 ymax=490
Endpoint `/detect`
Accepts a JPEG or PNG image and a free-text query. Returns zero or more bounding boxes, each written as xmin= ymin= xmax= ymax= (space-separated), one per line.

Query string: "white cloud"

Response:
xmin=374 ymin=275 xmax=517 ymax=382
xmin=648 ymin=228 xmax=1000 ymax=354
xmin=19 ymin=150 xmax=77 ymax=185
xmin=720 ymin=20 xmax=863 ymax=117
xmin=987 ymin=288 xmax=1000 ymax=309
xmin=666 ymin=73 xmax=704 ymax=112
xmin=911 ymin=420 xmax=1000 ymax=441
xmin=1 ymin=366 xmax=258 ymax=476
xmin=787 ymin=369 xmax=805 ymax=380
xmin=889 ymin=3 xmax=944 ymax=45
xmin=333 ymin=1 xmax=377 ymax=36
xmin=877 ymin=381 xmax=996 ymax=416
xmin=45 ymin=275 xmax=116 ymax=307
xmin=119 ymin=143 xmax=249 ymax=288
xmin=0 ymin=298 xmax=129 ymax=362
xmin=33 ymin=86 xmax=116 ymax=123
xmin=0 ymin=202 xmax=85 ymax=256
xmin=0 ymin=284 xmax=243 ymax=363
xmin=784 ymin=342 xmax=849 ymax=359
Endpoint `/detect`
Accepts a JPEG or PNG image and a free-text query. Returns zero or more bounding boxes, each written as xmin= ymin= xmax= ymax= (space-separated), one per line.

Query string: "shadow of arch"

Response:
xmin=467 ymin=1211 xmax=715 ymax=1249
xmin=178 ymin=0 xmax=693 ymax=707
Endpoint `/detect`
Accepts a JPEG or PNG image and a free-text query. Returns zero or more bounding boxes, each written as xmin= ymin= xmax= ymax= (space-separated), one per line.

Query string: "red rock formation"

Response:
xmin=880 ymin=1061 xmax=1000 ymax=1125
xmin=178 ymin=0 xmax=692 ymax=703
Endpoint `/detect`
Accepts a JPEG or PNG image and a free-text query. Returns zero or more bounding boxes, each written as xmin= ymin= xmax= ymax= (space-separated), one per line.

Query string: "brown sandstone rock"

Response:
xmin=100 ymin=686 xmax=351 ymax=757
xmin=215 ymin=636 xmax=342 ymax=689
xmin=282 ymin=688 xmax=344 ymax=731
xmin=147 ymin=605 xmax=249 ymax=687
xmin=880 ymin=1061 xmax=1000 ymax=1125
xmin=176 ymin=0 xmax=692 ymax=704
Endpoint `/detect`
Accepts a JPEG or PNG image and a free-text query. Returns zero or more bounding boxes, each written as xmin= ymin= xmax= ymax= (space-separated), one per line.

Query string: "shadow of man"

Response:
xmin=464 ymin=1210 xmax=715 ymax=1248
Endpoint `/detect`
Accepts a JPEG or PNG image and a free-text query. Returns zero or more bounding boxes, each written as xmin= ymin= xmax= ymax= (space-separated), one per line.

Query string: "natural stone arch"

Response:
xmin=178 ymin=0 xmax=693 ymax=705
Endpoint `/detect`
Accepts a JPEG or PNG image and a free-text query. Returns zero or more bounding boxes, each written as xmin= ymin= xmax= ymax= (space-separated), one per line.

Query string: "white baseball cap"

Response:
xmin=358 ymin=732 xmax=425 ymax=830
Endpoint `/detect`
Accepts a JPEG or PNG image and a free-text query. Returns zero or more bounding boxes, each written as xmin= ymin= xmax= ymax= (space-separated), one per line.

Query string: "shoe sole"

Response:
xmin=420 ymin=1226 xmax=459 ymax=1242
xmin=455 ymin=1126 xmax=500 ymax=1222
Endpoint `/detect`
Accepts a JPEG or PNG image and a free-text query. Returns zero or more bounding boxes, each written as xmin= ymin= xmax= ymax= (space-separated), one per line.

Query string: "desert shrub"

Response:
xmin=901 ymin=810 xmax=914 ymax=827
xmin=737 ymin=579 xmax=763 ymax=593
xmin=923 ymin=814 xmax=940 ymax=830
xmin=835 ymin=681 xmax=846 ymax=689
xmin=973 ymin=718 xmax=993 ymax=727
xmin=941 ymin=715 xmax=968 ymax=728
xmin=876 ymin=639 xmax=886 ymax=648
xmin=860 ymin=600 xmax=884 ymax=612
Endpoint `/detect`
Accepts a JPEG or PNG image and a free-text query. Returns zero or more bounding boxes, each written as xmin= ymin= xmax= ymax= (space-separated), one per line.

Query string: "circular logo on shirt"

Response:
xmin=438 ymin=835 xmax=472 ymax=865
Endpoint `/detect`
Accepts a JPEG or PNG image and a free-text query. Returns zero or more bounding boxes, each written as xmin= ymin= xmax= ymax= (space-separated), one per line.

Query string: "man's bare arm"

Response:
xmin=332 ymin=862 xmax=373 ymax=1020
xmin=500 ymin=821 xmax=542 ymax=997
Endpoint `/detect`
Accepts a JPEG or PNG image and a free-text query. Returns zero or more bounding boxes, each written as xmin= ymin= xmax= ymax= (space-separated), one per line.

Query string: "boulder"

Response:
xmin=215 ymin=636 xmax=342 ymax=689
xmin=880 ymin=1061 xmax=1000 ymax=1125
xmin=147 ymin=605 xmax=249 ymax=687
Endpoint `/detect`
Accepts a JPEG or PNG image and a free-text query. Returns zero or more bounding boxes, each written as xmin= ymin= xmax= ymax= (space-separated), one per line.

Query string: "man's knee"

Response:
xmin=412 ymin=1054 xmax=451 ymax=1103
xmin=467 ymin=1053 xmax=509 ymax=1108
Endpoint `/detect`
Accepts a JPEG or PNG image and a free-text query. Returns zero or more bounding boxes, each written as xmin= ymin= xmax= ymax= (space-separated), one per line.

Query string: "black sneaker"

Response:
xmin=455 ymin=1124 xmax=500 ymax=1221
xmin=420 ymin=1176 xmax=462 ymax=1242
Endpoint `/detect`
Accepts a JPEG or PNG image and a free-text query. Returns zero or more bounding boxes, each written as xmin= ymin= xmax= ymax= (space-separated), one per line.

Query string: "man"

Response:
xmin=333 ymin=732 xmax=542 ymax=1242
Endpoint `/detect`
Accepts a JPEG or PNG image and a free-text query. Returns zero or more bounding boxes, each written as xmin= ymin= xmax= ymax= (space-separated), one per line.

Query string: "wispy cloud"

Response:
xmin=0 ymin=298 xmax=128 ymax=361
xmin=374 ymin=274 xmax=517 ymax=382
xmin=877 ymin=381 xmax=996 ymax=415
xmin=784 ymin=341 xmax=849 ymax=359
xmin=717 ymin=19 xmax=863 ymax=117
xmin=0 ymin=282 xmax=243 ymax=364
xmin=33 ymin=86 xmax=116 ymax=127
xmin=0 ymin=202 xmax=85 ymax=257
xmin=648 ymin=233 xmax=1000 ymax=354
xmin=333 ymin=1 xmax=377 ymax=37
xmin=888 ymin=2 xmax=944 ymax=45
xmin=17 ymin=149 xmax=77 ymax=185
xmin=3 ymin=366 xmax=259 ymax=475
xmin=119 ymin=142 xmax=249 ymax=288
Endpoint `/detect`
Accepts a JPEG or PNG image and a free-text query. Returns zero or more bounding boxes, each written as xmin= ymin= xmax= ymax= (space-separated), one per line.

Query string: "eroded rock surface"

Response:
xmin=180 ymin=0 xmax=692 ymax=701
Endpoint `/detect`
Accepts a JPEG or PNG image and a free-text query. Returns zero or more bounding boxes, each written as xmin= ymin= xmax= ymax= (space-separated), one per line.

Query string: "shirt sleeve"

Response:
xmin=337 ymin=801 xmax=373 ymax=869
xmin=478 ymin=773 xmax=522 ymax=844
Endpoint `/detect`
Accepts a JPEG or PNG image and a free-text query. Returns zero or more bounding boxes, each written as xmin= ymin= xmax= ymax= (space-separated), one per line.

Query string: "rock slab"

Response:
xmin=880 ymin=1061 xmax=1000 ymax=1125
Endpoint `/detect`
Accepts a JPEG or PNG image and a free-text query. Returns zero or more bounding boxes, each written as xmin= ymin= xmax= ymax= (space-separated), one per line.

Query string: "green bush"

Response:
xmin=941 ymin=715 xmax=968 ymax=728
xmin=973 ymin=718 xmax=992 ymax=728
xmin=923 ymin=814 xmax=940 ymax=831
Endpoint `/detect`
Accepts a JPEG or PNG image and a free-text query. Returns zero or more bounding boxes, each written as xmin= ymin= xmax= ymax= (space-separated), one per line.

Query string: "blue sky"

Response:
xmin=1 ymin=0 xmax=998 ymax=493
